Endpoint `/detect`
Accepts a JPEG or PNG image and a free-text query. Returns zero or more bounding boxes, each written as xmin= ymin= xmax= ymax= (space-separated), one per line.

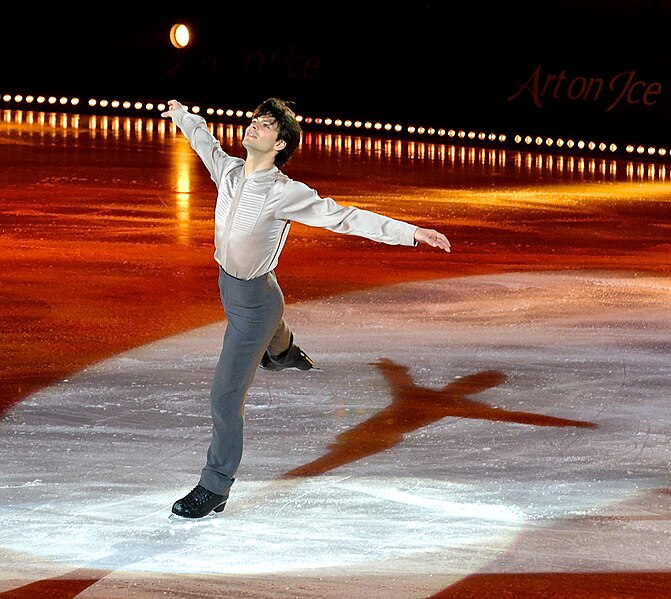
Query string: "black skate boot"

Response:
xmin=171 ymin=484 xmax=227 ymax=518
xmin=260 ymin=334 xmax=315 ymax=371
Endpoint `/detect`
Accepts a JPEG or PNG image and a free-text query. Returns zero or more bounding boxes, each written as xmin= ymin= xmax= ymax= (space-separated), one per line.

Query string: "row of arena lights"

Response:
xmin=2 ymin=92 xmax=669 ymax=160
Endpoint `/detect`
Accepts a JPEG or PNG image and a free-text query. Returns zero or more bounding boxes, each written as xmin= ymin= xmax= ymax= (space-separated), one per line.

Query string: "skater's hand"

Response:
xmin=161 ymin=99 xmax=185 ymax=118
xmin=414 ymin=227 xmax=451 ymax=252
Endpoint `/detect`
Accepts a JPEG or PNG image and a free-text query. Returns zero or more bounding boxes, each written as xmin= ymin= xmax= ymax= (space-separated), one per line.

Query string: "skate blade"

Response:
xmin=167 ymin=511 xmax=221 ymax=531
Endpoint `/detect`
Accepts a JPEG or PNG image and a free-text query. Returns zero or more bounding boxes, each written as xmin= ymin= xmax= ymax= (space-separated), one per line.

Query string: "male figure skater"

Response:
xmin=161 ymin=97 xmax=451 ymax=518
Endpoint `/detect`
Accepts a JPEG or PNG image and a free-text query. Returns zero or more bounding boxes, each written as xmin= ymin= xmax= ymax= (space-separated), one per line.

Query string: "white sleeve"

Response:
xmin=172 ymin=109 xmax=242 ymax=185
xmin=276 ymin=180 xmax=417 ymax=246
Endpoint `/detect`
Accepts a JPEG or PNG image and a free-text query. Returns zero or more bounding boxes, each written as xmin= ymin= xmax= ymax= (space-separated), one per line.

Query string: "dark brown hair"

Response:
xmin=252 ymin=97 xmax=302 ymax=167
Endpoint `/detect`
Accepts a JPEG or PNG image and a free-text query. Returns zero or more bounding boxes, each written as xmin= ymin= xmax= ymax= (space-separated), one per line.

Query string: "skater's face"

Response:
xmin=243 ymin=116 xmax=286 ymax=155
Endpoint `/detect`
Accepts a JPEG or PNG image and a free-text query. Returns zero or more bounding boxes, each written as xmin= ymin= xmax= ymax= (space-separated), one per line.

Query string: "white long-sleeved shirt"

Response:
xmin=171 ymin=109 xmax=418 ymax=280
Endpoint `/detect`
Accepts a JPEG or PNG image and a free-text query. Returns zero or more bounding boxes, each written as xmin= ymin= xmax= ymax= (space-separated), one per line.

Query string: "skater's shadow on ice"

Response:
xmin=284 ymin=357 xmax=597 ymax=478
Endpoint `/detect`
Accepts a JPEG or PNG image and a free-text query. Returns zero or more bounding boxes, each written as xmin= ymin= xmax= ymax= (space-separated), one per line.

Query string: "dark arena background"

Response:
xmin=3 ymin=2 xmax=671 ymax=153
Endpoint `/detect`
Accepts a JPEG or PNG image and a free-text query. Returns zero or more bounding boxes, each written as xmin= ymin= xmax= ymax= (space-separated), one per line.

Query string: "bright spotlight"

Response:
xmin=170 ymin=23 xmax=191 ymax=49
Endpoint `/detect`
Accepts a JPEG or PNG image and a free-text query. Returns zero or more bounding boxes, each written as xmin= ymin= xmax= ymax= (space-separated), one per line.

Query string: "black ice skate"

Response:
xmin=260 ymin=335 xmax=315 ymax=371
xmin=171 ymin=484 xmax=227 ymax=519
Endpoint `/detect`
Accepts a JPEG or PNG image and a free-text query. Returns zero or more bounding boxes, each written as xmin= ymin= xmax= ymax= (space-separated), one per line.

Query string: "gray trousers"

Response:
xmin=198 ymin=267 xmax=290 ymax=496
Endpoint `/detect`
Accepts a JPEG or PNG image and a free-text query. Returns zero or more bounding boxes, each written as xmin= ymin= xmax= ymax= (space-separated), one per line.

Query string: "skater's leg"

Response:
xmin=260 ymin=283 xmax=314 ymax=371
xmin=172 ymin=268 xmax=283 ymax=518
xmin=200 ymin=268 xmax=285 ymax=495
xmin=266 ymin=318 xmax=292 ymax=356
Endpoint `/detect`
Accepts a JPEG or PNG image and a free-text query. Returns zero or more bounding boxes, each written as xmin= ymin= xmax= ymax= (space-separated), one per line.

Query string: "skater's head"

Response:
xmin=249 ymin=98 xmax=302 ymax=167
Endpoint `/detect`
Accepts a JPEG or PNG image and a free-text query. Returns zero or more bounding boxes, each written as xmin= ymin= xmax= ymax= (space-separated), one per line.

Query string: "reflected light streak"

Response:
xmin=175 ymin=193 xmax=191 ymax=244
xmin=5 ymin=109 xmax=671 ymax=185
xmin=174 ymin=144 xmax=193 ymax=245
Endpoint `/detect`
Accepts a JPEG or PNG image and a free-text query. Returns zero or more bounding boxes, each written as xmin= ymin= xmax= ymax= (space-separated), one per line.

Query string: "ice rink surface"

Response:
xmin=2 ymin=271 xmax=670 ymax=598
